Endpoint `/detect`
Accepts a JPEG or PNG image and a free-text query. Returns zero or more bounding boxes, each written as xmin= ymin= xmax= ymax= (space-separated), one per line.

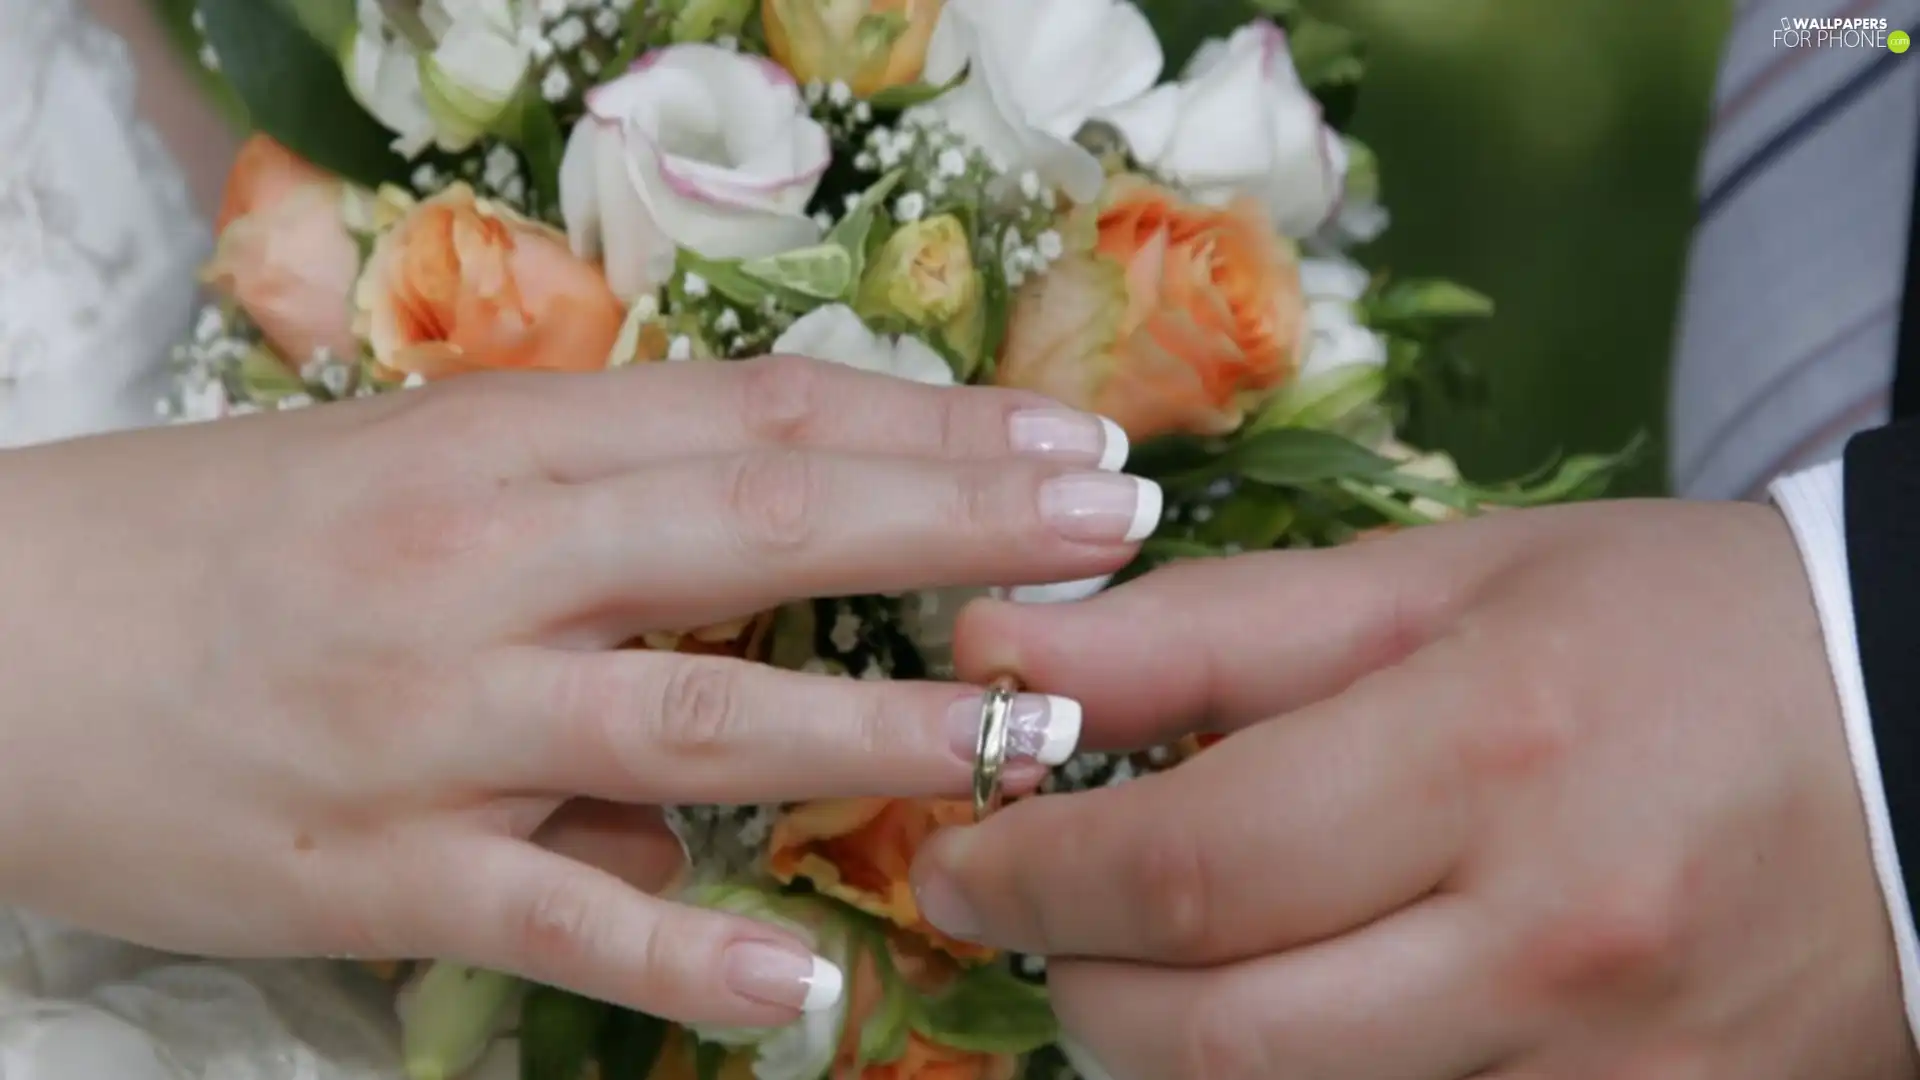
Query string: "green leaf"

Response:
xmin=1365 ymin=279 xmax=1496 ymax=335
xmin=519 ymin=987 xmax=609 ymax=1080
xmin=1196 ymin=487 xmax=1298 ymax=550
xmin=676 ymin=250 xmax=778 ymax=309
xmin=398 ymin=964 xmax=522 ymax=1080
xmin=1289 ymin=13 xmax=1365 ymax=88
xmin=1170 ymin=428 xmax=1396 ymax=491
xmin=276 ymin=0 xmax=357 ymax=49
xmin=1458 ymin=433 xmax=1647 ymax=507
xmin=596 ymin=1010 xmax=670 ymax=1080
xmin=237 ymin=349 xmax=306 ymax=401
xmin=827 ymin=170 xmax=907 ymax=284
xmin=740 ymin=244 xmax=857 ymax=302
xmin=1249 ymin=365 xmax=1388 ymax=434
xmin=867 ymin=66 xmax=969 ymax=110
xmin=1332 ymin=478 xmax=1444 ymax=527
xmin=497 ymin=91 xmax=567 ymax=211
xmin=1140 ymin=538 xmax=1232 ymax=562
xmin=198 ymin=0 xmax=409 ymax=188
xmin=1126 ymin=434 xmax=1229 ymax=480
xmin=851 ymin=932 xmax=914 ymax=1067
xmin=910 ymin=965 xmax=1058 ymax=1055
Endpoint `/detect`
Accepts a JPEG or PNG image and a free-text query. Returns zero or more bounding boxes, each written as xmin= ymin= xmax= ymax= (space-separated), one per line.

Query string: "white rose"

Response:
xmin=919 ymin=0 xmax=1162 ymax=204
xmin=1298 ymin=256 xmax=1387 ymax=378
xmin=1101 ymin=21 xmax=1346 ymax=237
xmin=560 ymin=45 xmax=833 ymax=300
xmin=772 ymin=305 xmax=955 ymax=386
xmin=346 ymin=0 xmax=535 ymax=158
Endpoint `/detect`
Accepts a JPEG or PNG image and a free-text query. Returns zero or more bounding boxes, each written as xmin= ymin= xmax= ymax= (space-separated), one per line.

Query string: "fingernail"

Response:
xmin=911 ymin=854 xmax=981 ymax=941
xmin=1004 ymin=574 xmax=1112 ymax=604
xmin=946 ymin=692 xmax=1082 ymax=767
xmin=722 ymin=941 xmax=843 ymax=1013
xmin=1009 ymin=409 xmax=1129 ymax=471
xmin=1040 ymin=474 xmax=1162 ymax=544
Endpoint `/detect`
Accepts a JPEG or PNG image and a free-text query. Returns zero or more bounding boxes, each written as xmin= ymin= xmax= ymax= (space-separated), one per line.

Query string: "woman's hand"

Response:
xmin=0 ymin=356 xmax=1153 ymax=1028
xmin=915 ymin=501 xmax=1913 ymax=1080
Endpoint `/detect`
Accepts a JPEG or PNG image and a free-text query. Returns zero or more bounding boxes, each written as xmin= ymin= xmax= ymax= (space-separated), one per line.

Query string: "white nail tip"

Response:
xmin=1096 ymin=417 xmax=1129 ymax=472
xmin=1038 ymin=695 xmax=1082 ymax=766
xmin=1124 ymin=479 xmax=1163 ymax=542
xmin=1007 ymin=575 xmax=1112 ymax=604
xmin=801 ymin=955 xmax=844 ymax=1012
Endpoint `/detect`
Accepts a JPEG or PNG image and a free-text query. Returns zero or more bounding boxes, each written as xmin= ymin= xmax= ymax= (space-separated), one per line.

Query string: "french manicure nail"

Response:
xmin=1005 ymin=574 xmax=1113 ymax=605
xmin=1039 ymin=474 xmax=1162 ymax=544
xmin=946 ymin=692 xmax=1083 ymax=767
xmin=722 ymin=941 xmax=844 ymax=1013
xmin=1009 ymin=409 xmax=1129 ymax=471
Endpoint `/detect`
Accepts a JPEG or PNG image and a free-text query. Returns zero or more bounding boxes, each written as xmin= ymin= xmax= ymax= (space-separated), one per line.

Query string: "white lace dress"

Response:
xmin=0 ymin=1 xmax=442 ymax=1075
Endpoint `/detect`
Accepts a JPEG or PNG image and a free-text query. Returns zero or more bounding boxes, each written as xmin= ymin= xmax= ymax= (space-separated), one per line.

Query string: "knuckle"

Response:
xmin=724 ymin=449 xmax=820 ymax=552
xmin=1129 ymin=823 xmax=1217 ymax=959
xmin=1515 ymin=879 xmax=1685 ymax=1003
xmin=652 ymin=662 xmax=743 ymax=758
xmin=738 ymin=355 xmax=825 ymax=444
xmin=514 ymin=877 xmax=606 ymax=970
xmin=1449 ymin=654 xmax=1577 ymax=787
xmin=550 ymin=656 xmax=638 ymax=769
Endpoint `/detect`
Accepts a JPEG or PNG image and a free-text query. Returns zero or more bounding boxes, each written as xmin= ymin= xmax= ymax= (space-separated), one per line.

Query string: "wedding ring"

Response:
xmin=972 ymin=674 xmax=1020 ymax=822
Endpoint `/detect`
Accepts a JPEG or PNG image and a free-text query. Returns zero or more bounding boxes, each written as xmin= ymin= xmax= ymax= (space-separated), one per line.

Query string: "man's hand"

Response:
xmin=914 ymin=501 xmax=1916 ymax=1079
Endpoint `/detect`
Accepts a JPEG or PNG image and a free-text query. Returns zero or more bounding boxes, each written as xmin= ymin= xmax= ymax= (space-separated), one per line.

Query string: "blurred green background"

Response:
xmin=1317 ymin=0 xmax=1732 ymax=494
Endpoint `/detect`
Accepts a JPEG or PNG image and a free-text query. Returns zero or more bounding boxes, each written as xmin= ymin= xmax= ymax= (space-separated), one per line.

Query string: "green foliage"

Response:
xmin=195 ymin=0 xmax=411 ymax=188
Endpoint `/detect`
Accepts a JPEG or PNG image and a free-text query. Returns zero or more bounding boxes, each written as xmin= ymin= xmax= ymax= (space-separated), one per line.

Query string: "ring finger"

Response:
xmin=469 ymin=647 xmax=1083 ymax=803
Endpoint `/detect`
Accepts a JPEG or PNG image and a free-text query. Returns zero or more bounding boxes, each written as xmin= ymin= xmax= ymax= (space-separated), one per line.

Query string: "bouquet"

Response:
xmin=167 ymin=1 xmax=1636 ymax=1077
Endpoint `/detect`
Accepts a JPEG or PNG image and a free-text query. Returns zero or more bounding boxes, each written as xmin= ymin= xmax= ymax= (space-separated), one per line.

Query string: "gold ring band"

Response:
xmin=973 ymin=675 xmax=1019 ymax=822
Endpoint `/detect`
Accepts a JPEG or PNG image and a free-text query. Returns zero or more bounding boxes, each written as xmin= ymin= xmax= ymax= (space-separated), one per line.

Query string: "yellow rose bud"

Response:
xmin=858 ymin=214 xmax=978 ymax=329
xmin=762 ymin=0 xmax=943 ymax=97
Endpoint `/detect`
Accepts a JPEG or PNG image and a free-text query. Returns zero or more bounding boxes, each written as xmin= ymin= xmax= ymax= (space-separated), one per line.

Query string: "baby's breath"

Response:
xmin=848 ymin=112 xmax=1067 ymax=288
xmin=524 ymin=0 xmax=655 ymax=120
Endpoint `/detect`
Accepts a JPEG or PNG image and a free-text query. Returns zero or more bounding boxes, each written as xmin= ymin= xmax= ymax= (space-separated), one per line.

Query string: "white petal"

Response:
xmin=889 ymin=334 xmax=958 ymax=385
xmin=1299 ymin=257 xmax=1369 ymax=302
xmin=1157 ymin=41 xmax=1276 ymax=184
xmin=599 ymin=126 xmax=677 ymax=299
xmin=772 ymin=306 xmax=893 ymax=374
xmin=1097 ymin=83 xmax=1182 ymax=166
xmin=559 ymin=119 xmax=604 ymax=260
xmin=430 ymin=22 xmax=528 ymax=104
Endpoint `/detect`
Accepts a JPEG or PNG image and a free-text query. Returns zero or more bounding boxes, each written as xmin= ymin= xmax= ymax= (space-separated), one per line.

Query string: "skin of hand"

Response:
xmin=0 ymin=356 xmax=1151 ymax=1029
xmin=914 ymin=500 xmax=1919 ymax=1080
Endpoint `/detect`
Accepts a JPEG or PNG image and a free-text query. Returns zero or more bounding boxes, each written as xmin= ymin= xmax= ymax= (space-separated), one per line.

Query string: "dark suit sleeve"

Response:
xmin=1846 ymin=420 xmax=1920 ymax=914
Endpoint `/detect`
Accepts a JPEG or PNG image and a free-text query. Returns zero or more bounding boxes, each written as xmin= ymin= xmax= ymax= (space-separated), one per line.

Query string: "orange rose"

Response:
xmin=204 ymin=135 xmax=360 ymax=367
xmin=769 ymin=798 xmax=992 ymax=960
xmin=355 ymin=184 xmax=625 ymax=378
xmin=997 ymin=175 xmax=1305 ymax=442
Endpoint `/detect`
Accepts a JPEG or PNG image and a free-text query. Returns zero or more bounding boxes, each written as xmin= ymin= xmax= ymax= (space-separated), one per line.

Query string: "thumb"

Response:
xmin=952 ymin=527 xmax=1494 ymax=751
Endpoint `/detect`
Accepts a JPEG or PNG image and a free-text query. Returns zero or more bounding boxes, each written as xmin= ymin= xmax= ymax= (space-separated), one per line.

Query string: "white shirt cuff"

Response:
xmin=1772 ymin=459 xmax=1920 ymax=1048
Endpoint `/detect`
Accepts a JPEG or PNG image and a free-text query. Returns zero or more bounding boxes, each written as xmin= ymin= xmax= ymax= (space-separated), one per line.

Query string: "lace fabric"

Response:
xmin=0 ymin=0 xmax=208 ymax=449
xmin=0 ymin=3 xmax=420 ymax=1076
